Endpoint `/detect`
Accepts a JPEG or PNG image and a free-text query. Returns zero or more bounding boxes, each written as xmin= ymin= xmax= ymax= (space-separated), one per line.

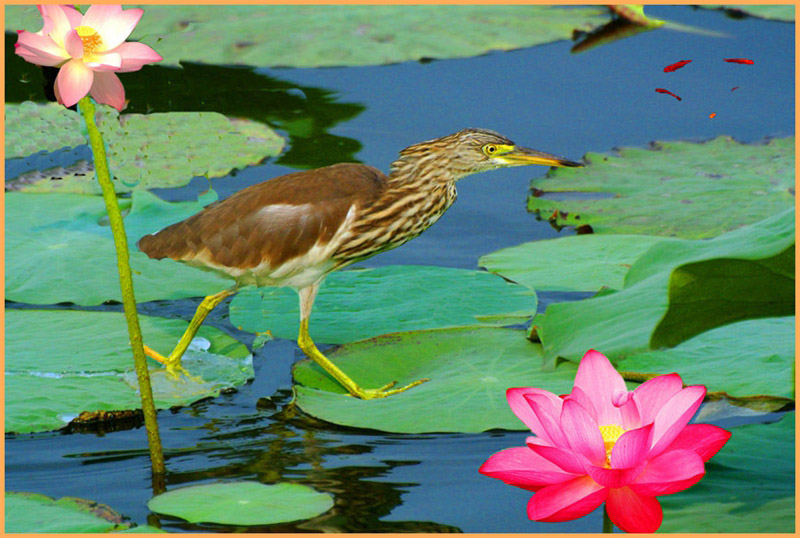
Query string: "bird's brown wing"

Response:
xmin=138 ymin=163 xmax=387 ymax=272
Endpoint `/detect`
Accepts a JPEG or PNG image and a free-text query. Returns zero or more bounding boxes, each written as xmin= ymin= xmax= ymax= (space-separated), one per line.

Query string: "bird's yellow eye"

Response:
xmin=483 ymin=144 xmax=498 ymax=156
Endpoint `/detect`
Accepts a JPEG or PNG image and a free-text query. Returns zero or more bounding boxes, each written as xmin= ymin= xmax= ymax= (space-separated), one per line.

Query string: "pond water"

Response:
xmin=4 ymin=5 xmax=795 ymax=532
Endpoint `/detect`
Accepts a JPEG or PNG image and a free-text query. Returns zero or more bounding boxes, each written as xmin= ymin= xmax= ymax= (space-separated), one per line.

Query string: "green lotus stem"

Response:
xmin=603 ymin=505 xmax=614 ymax=533
xmin=78 ymin=97 xmax=165 ymax=475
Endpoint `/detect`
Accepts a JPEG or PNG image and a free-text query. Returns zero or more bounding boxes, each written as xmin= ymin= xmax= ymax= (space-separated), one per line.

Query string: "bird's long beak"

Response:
xmin=499 ymin=146 xmax=583 ymax=168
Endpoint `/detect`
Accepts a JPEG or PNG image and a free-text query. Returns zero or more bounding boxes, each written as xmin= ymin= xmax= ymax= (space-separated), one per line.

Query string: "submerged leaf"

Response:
xmin=147 ymin=482 xmax=333 ymax=526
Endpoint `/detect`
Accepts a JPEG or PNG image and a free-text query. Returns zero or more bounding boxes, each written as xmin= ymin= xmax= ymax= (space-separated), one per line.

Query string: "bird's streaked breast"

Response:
xmin=333 ymin=182 xmax=457 ymax=263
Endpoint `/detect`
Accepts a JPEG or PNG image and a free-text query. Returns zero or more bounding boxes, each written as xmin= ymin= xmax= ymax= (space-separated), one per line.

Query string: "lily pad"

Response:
xmin=479 ymin=234 xmax=674 ymax=292
xmin=293 ymin=327 xmax=580 ymax=433
xmin=229 ymin=266 xmax=537 ymax=344
xmin=6 ymin=5 xmax=607 ymax=68
xmin=5 ymin=492 xmax=130 ymax=533
xmin=660 ymin=414 xmax=795 ymax=533
xmin=5 ymin=39 xmax=366 ymax=172
xmin=4 ymin=101 xmax=85 ymax=159
xmin=528 ymin=136 xmax=795 ymax=238
xmin=5 ymin=190 xmax=229 ymax=305
xmin=619 ymin=317 xmax=794 ymax=410
xmin=147 ymin=482 xmax=334 ymax=526
xmin=5 ymin=309 xmax=252 ymax=434
xmin=5 ymin=102 xmax=284 ymax=191
xmin=538 ymin=208 xmax=794 ymax=367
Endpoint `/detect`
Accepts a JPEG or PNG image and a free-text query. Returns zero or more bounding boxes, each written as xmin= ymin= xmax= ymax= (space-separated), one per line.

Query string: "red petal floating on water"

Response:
xmin=655 ymin=88 xmax=682 ymax=101
xmin=724 ymin=58 xmax=754 ymax=64
xmin=664 ymin=59 xmax=692 ymax=72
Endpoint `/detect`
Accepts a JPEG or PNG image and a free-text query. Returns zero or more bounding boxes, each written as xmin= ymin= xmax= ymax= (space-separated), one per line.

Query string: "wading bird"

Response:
xmin=139 ymin=128 xmax=582 ymax=399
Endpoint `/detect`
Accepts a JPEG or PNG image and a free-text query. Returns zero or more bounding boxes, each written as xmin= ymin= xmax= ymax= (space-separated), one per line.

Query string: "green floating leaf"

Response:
xmin=620 ymin=317 xmax=794 ymax=410
xmin=229 ymin=266 xmax=536 ymax=344
xmin=660 ymin=414 xmax=795 ymax=533
xmin=5 ymin=102 xmax=284 ymax=191
xmin=5 ymin=6 xmax=607 ymax=68
xmin=5 ymin=309 xmax=251 ymax=434
xmin=294 ymin=327 xmax=579 ymax=433
xmin=5 ymin=492 xmax=130 ymax=533
xmin=528 ymin=136 xmax=795 ymax=238
xmin=6 ymin=190 xmax=229 ymax=305
xmin=4 ymin=101 xmax=86 ymax=159
xmin=147 ymin=482 xmax=334 ymax=526
xmin=480 ymin=234 xmax=673 ymax=292
xmin=651 ymin=246 xmax=793 ymax=349
xmin=539 ymin=209 xmax=794 ymax=369
xmin=5 ymin=33 xmax=366 ymax=172
xmin=701 ymin=4 xmax=795 ymax=22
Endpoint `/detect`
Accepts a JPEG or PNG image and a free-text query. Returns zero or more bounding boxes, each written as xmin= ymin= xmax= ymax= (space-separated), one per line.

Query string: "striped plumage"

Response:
xmin=138 ymin=128 xmax=582 ymax=399
xmin=139 ymin=129 xmax=511 ymax=285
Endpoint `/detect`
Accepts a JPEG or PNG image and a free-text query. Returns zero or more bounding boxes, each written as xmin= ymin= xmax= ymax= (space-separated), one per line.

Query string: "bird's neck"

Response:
xmin=387 ymin=153 xmax=462 ymax=189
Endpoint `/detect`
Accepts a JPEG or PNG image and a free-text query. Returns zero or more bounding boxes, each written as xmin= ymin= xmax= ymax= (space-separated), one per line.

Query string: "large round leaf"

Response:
xmin=293 ymin=327 xmax=579 ymax=433
xmin=619 ymin=317 xmax=794 ymax=410
xmin=147 ymin=482 xmax=333 ymax=526
xmin=7 ymin=6 xmax=607 ymax=68
xmin=539 ymin=209 xmax=795 ymax=371
xmin=479 ymin=234 xmax=673 ymax=292
xmin=528 ymin=136 xmax=795 ymax=238
xmin=229 ymin=266 xmax=536 ymax=344
xmin=5 ymin=492 xmax=130 ymax=533
xmin=4 ymin=101 xmax=85 ymax=159
xmin=5 ymin=190 xmax=229 ymax=305
xmin=660 ymin=414 xmax=795 ymax=532
xmin=5 ymin=309 xmax=252 ymax=434
xmin=6 ymin=102 xmax=284 ymax=191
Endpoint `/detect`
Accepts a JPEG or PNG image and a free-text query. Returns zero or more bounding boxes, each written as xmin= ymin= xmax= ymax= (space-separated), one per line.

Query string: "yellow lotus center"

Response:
xmin=75 ymin=26 xmax=103 ymax=54
xmin=599 ymin=423 xmax=626 ymax=468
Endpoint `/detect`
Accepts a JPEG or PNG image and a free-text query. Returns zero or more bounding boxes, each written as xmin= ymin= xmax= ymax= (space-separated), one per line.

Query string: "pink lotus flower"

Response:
xmin=15 ymin=5 xmax=162 ymax=111
xmin=480 ymin=350 xmax=731 ymax=533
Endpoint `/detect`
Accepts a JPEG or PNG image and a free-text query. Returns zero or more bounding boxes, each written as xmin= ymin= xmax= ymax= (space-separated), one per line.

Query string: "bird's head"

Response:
xmin=390 ymin=128 xmax=583 ymax=183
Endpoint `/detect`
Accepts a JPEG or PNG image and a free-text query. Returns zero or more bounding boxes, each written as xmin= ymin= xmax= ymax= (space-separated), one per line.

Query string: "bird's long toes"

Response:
xmin=376 ymin=380 xmax=399 ymax=391
xmin=357 ymin=377 xmax=430 ymax=399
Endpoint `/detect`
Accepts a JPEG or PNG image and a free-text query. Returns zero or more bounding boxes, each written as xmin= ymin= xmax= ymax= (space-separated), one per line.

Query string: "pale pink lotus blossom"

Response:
xmin=15 ymin=4 xmax=162 ymax=111
xmin=480 ymin=350 xmax=731 ymax=533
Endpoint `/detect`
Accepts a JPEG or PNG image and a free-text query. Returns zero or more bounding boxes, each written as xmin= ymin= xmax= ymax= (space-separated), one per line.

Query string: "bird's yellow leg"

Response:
xmin=144 ymin=288 xmax=235 ymax=379
xmin=297 ymin=318 xmax=429 ymax=399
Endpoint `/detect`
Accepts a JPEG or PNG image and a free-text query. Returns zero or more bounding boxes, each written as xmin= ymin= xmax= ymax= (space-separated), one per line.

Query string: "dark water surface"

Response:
xmin=5 ymin=6 xmax=795 ymax=532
